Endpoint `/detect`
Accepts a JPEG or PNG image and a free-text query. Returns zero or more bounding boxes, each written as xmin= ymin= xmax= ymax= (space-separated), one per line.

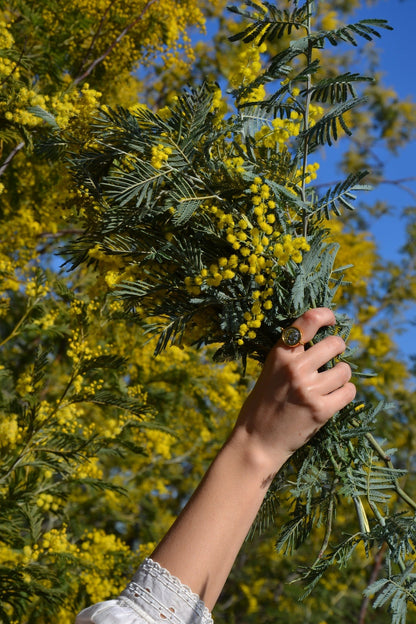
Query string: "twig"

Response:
xmin=301 ymin=14 xmax=312 ymax=238
xmin=76 ymin=0 xmax=117 ymax=77
xmin=0 ymin=303 xmax=36 ymax=349
xmin=0 ymin=41 xmax=27 ymax=89
xmin=38 ymin=229 xmax=85 ymax=239
xmin=0 ymin=141 xmax=24 ymax=176
xmin=317 ymin=492 xmax=335 ymax=559
xmin=358 ymin=543 xmax=387 ymax=624
xmin=364 ymin=430 xmax=416 ymax=511
xmin=72 ymin=0 xmax=160 ymax=86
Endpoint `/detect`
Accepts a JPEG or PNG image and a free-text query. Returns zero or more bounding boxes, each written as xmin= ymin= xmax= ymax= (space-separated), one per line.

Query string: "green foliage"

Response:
xmin=43 ymin=2 xmax=416 ymax=622
xmin=59 ymin=2 xmax=376 ymax=360
xmin=2 ymin=0 xmax=416 ymax=622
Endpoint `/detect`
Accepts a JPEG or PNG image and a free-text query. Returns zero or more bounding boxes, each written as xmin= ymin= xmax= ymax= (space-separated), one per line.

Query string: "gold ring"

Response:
xmin=281 ymin=326 xmax=304 ymax=348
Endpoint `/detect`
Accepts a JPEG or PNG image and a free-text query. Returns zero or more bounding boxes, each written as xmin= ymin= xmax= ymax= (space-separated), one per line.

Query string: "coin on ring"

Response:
xmin=281 ymin=326 xmax=304 ymax=348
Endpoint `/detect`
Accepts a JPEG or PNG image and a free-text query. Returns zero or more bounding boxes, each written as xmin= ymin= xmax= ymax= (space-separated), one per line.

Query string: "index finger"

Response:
xmin=279 ymin=308 xmax=336 ymax=350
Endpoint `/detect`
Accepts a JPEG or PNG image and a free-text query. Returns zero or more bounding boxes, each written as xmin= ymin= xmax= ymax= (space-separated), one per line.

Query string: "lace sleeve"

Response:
xmin=75 ymin=558 xmax=214 ymax=624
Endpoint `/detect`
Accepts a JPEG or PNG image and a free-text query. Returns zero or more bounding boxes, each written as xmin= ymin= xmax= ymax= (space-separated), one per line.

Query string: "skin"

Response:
xmin=151 ymin=307 xmax=356 ymax=610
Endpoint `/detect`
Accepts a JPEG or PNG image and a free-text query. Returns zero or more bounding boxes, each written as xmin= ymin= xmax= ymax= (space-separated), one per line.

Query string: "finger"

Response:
xmin=321 ymin=382 xmax=357 ymax=416
xmin=303 ymin=335 xmax=346 ymax=372
xmin=279 ymin=307 xmax=336 ymax=351
xmin=315 ymin=361 xmax=352 ymax=395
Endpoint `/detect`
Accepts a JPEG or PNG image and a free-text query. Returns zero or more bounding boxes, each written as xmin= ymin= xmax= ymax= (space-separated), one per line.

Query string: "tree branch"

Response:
xmin=76 ymin=0 xmax=117 ymax=78
xmin=358 ymin=543 xmax=387 ymax=624
xmin=0 ymin=142 xmax=25 ymax=177
xmin=72 ymin=0 xmax=160 ymax=86
xmin=0 ymin=42 xmax=27 ymax=89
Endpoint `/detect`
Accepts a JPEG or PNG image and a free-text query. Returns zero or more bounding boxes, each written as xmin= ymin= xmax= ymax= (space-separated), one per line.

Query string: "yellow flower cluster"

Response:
xmin=34 ymin=309 xmax=59 ymax=331
xmin=151 ymin=144 xmax=173 ymax=169
xmin=36 ymin=492 xmax=62 ymax=513
xmin=101 ymin=413 xmax=130 ymax=439
xmin=0 ymin=525 xmax=133 ymax=622
xmin=25 ymin=278 xmax=49 ymax=299
xmin=74 ymin=456 xmax=104 ymax=480
xmin=3 ymin=86 xmax=46 ymax=127
xmin=295 ymin=161 xmax=320 ymax=186
xmin=223 ymin=155 xmax=245 ymax=175
xmin=326 ymin=218 xmax=376 ymax=301
xmin=0 ymin=159 xmax=65 ymax=268
xmin=87 ymin=244 xmax=133 ymax=295
xmin=240 ymin=578 xmax=265 ymax=614
xmin=0 ymin=254 xmax=19 ymax=292
xmin=0 ymin=19 xmax=13 ymax=50
xmin=321 ymin=10 xmax=340 ymax=31
xmin=255 ymin=113 xmax=301 ymax=149
xmin=0 ymin=19 xmax=22 ymax=110
xmin=253 ymin=88 xmax=323 ymax=152
xmin=50 ymin=83 xmax=102 ymax=129
xmin=41 ymin=526 xmax=77 ymax=555
xmin=308 ymin=100 xmax=324 ymax=126
xmin=16 ymin=371 xmax=34 ymax=396
xmin=56 ymin=403 xmax=91 ymax=436
xmin=0 ymin=541 xmax=21 ymax=567
xmin=78 ymin=529 xmax=131 ymax=603
xmin=184 ymin=178 xmax=310 ymax=343
xmin=67 ymin=330 xmax=107 ymax=369
xmin=210 ymin=87 xmax=229 ymax=126
xmin=230 ymin=42 xmax=267 ymax=103
xmin=0 ymin=413 xmax=18 ymax=448
xmin=41 ymin=0 xmax=206 ymax=83
xmin=0 ymin=15 xmax=101 ymax=131
xmin=145 ymin=429 xmax=176 ymax=460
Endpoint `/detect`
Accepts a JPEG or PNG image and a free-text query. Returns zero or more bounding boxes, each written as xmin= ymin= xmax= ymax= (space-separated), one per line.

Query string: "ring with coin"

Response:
xmin=280 ymin=326 xmax=304 ymax=348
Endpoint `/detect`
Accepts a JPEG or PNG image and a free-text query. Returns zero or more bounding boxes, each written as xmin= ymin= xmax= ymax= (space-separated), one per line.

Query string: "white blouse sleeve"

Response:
xmin=75 ymin=558 xmax=214 ymax=624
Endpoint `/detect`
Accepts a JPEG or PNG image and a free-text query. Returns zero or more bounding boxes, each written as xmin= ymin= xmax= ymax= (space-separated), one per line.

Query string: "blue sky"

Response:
xmin=339 ymin=0 xmax=415 ymax=260
xmin=347 ymin=0 xmax=416 ymax=360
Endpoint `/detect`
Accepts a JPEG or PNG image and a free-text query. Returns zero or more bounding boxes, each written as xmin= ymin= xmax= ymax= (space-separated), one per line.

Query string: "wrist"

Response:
xmin=224 ymin=425 xmax=290 ymax=487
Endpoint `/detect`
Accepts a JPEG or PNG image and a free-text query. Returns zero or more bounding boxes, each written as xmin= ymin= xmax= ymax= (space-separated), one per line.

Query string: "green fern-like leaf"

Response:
xmin=275 ymin=507 xmax=317 ymax=556
xmin=365 ymin=565 xmax=416 ymax=624
xmin=314 ymin=171 xmax=371 ymax=217
xmin=303 ymin=96 xmax=367 ymax=148
xmin=314 ymin=19 xmax=393 ymax=48
xmin=305 ymin=73 xmax=373 ymax=104
xmin=228 ymin=0 xmax=308 ymax=45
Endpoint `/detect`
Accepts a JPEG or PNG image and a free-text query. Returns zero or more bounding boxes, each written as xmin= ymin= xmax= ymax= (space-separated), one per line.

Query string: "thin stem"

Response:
xmin=317 ymin=491 xmax=335 ymax=559
xmin=362 ymin=425 xmax=416 ymax=512
xmin=0 ymin=302 xmax=36 ymax=349
xmin=72 ymin=0 xmax=160 ymax=86
xmin=0 ymin=141 xmax=24 ymax=177
xmin=0 ymin=41 xmax=26 ymax=89
xmin=0 ymin=369 xmax=77 ymax=485
xmin=358 ymin=543 xmax=387 ymax=624
xmin=367 ymin=499 xmax=406 ymax=573
xmin=76 ymin=0 xmax=116 ymax=77
xmin=301 ymin=11 xmax=312 ymax=238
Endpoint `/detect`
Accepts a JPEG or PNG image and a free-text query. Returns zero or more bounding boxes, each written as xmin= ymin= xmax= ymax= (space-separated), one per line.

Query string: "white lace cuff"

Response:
xmin=119 ymin=558 xmax=213 ymax=624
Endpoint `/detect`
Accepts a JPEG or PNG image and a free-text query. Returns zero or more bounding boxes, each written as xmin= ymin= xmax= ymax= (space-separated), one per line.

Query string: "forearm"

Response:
xmin=150 ymin=427 xmax=287 ymax=610
xmin=150 ymin=308 xmax=355 ymax=613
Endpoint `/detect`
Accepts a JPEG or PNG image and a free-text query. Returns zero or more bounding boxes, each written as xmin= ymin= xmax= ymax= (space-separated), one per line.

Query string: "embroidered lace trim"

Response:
xmin=120 ymin=558 xmax=213 ymax=624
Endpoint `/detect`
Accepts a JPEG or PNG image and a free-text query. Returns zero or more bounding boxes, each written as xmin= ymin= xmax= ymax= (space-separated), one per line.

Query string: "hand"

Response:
xmin=230 ymin=307 xmax=356 ymax=472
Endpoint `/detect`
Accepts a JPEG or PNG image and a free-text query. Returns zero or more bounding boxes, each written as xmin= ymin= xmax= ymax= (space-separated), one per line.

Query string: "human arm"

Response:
xmin=76 ymin=307 xmax=356 ymax=623
xmin=150 ymin=307 xmax=356 ymax=610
